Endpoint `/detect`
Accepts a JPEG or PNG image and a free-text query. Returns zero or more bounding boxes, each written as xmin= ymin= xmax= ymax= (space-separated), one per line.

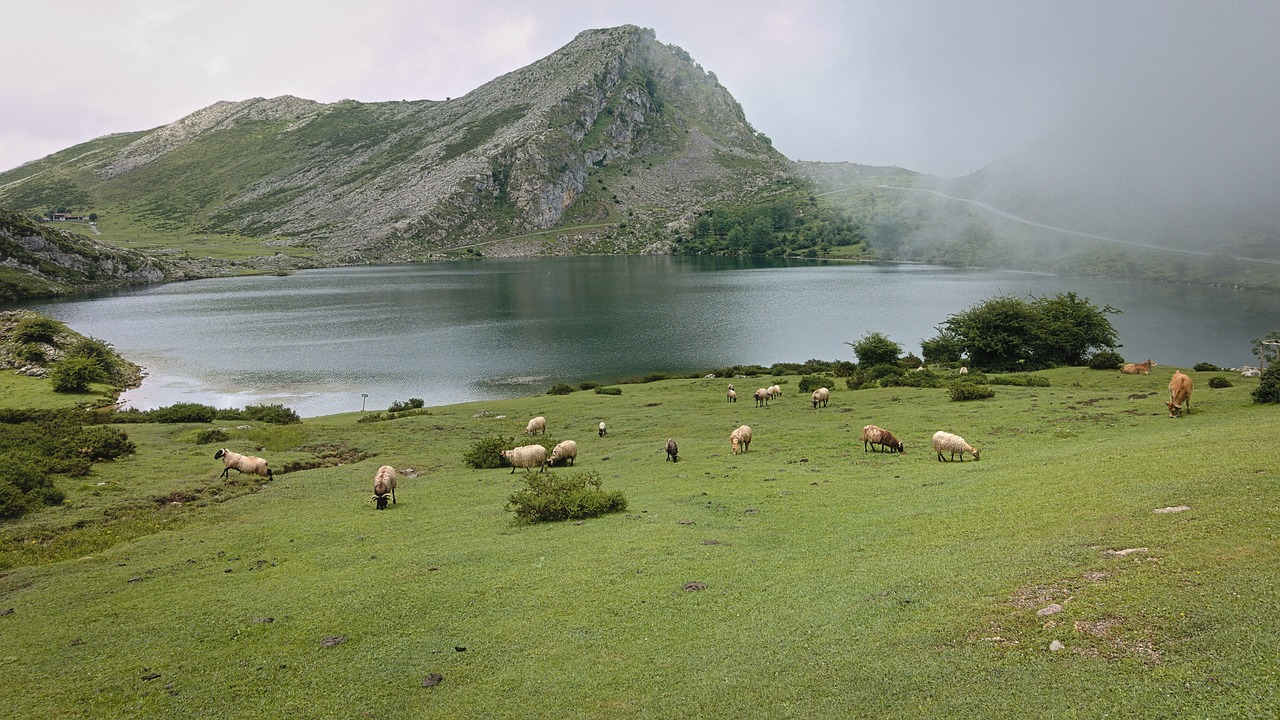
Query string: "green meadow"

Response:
xmin=1 ymin=367 xmax=1278 ymax=718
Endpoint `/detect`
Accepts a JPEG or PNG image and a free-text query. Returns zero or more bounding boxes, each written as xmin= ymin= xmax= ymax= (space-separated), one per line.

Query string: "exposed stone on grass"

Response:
xmin=1049 ymin=640 xmax=1065 ymax=652
xmin=682 ymin=581 xmax=707 ymax=592
xmin=1153 ymin=505 xmax=1190 ymax=513
xmin=1037 ymin=603 xmax=1065 ymax=617
xmin=422 ymin=672 xmax=444 ymax=687
xmin=1102 ymin=547 xmax=1147 ymax=557
xmin=319 ymin=635 xmax=347 ymax=648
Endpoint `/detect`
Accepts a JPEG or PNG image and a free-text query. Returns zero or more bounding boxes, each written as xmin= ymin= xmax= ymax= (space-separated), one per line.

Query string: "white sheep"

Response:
xmin=726 ymin=388 xmax=737 ymax=403
xmin=598 ymin=421 xmax=607 ymax=437
xmin=524 ymin=416 xmax=547 ymax=435
xmin=214 ymin=448 xmax=272 ymax=480
xmin=501 ymin=444 xmax=547 ymax=473
xmin=767 ymin=384 xmax=782 ymax=399
xmin=959 ymin=366 xmax=969 ymax=375
xmin=547 ymin=440 xmax=578 ymax=467
xmin=372 ymin=465 xmax=397 ymax=509
xmin=754 ymin=388 xmax=769 ymax=407
xmin=665 ymin=438 xmax=679 ymax=462
xmin=811 ymin=387 xmax=830 ymax=408
xmin=932 ymin=431 xmax=980 ymax=462
xmin=730 ymin=425 xmax=752 ymax=454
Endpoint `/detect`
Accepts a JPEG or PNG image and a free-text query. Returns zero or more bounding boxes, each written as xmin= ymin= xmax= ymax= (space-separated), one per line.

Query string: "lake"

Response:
xmin=15 ymin=256 xmax=1280 ymax=416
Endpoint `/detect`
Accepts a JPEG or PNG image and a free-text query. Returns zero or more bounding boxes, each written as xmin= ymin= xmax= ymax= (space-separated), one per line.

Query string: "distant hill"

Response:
xmin=0 ymin=26 xmax=791 ymax=263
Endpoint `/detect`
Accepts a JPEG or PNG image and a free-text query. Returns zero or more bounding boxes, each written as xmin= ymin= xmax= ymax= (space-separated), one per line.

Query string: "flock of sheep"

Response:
xmin=210 ymin=359 xmax=1200 ymax=509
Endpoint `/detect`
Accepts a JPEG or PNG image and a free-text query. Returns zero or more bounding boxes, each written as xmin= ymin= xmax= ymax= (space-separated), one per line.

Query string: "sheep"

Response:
xmin=547 ymin=440 xmax=578 ymax=467
xmin=501 ymin=444 xmax=547 ymax=473
xmin=1166 ymin=370 xmax=1193 ymax=417
xmin=1240 ymin=366 xmax=1261 ymax=378
xmin=767 ymin=384 xmax=782 ymax=399
xmin=727 ymin=383 xmax=734 ymax=391
xmin=958 ymin=366 xmax=969 ymax=375
xmin=726 ymin=388 xmax=737 ymax=403
xmin=754 ymin=388 xmax=769 ymax=407
xmin=524 ymin=416 xmax=547 ymax=435
xmin=372 ymin=465 xmax=397 ymax=509
xmin=932 ymin=431 xmax=980 ymax=462
xmin=861 ymin=425 xmax=904 ymax=454
xmin=730 ymin=425 xmax=752 ymax=455
xmin=598 ymin=421 xmax=607 ymax=437
xmin=214 ymin=448 xmax=273 ymax=481
xmin=1121 ymin=359 xmax=1156 ymax=375
xmin=811 ymin=387 xmax=830 ymax=408
xmin=665 ymin=438 xmax=679 ymax=462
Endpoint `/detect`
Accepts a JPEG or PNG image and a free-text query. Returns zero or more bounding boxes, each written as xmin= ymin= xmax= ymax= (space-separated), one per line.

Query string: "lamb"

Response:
xmin=524 ymin=416 xmax=547 ymax=435
xmin=861 ymin=425 xmax=904 ymax=453
xmin=811 ymin=387 xmax=830 ymax=408
xmin=1121 ymin=359 xmax=1156 ymax=375
xmin=726 ymin=388 xmax=737 ymax=403
xmin=932 ymin=431 xmax=980 ymax=462
xmin=214 ymin=448 xmax=273 ymax=480
xmin=754 ymin=388 xmax=769 ymax=407
xmin=598 ymin=421 xmax=607 ymax=437
xmin=1166 ymin=369 xmax=1193 ymax=417
xmin=501 ymin=444 xmax=547 ymax=473
xmin=730 ymin=425 xmax=752 ymax=454
xmin=372 ymin=465 xmax=397 ymax=510
xmin=547 ymin=440 xmax=578 ymax=467
xmin=665 ymin=438 xmax=679 ymax=462
xmin=767 ymin=384 xmax=782 ymax=399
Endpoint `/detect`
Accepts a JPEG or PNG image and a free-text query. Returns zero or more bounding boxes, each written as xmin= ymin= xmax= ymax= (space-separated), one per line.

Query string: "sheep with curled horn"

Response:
xmin=372 ymin=465 xmax=397 ymax=509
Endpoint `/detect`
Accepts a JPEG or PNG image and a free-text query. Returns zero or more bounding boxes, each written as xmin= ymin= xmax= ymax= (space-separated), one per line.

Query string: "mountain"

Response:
xmin=0 ymin=26 xmax=790 ymax=264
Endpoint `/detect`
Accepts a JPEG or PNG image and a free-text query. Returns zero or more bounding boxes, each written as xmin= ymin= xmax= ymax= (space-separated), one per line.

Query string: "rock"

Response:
xmin=1049 ymin=640 xmax=1065 ymax=652
xmin=1102 ymin=547 xmax=1148 ymax=557
xmin=682 ymin=581 xmax=707 ymax=592
xmin=1037 ymin=603 xmax=1064 ymax=617
xmin=1153 ymin=505 xmax=1190 ymax=514
xmin=319 ymin=635 xmax=347 ymax=648
xmin=421 ymin=672 xmax=444 ymax=687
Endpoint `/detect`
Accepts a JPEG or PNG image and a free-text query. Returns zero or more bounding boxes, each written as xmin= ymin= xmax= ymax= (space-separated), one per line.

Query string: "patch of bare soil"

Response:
xmin=281 ymin=443 xmax=374 ymax=473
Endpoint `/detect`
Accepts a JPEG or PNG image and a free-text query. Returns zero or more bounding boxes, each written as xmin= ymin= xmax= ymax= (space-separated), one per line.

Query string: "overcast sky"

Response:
xmin=2 ymin=1 xmax=1276 ymax=177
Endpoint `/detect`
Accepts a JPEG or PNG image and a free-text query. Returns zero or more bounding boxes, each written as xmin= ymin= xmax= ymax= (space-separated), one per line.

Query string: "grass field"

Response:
xmin=1 ymin=367 xmax=1278 ymax=718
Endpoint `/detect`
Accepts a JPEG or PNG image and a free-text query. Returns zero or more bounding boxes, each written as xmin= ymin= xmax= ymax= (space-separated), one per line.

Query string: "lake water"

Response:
xmin=15 ymin=256 xmax=1280 ymax=416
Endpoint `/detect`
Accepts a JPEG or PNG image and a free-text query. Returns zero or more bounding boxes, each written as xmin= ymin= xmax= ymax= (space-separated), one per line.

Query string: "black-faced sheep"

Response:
xmin=547 ymin=440 xmax=578 ymax=467
xmin=754 ymin=388 xmax=769 ymax=407
xmin=214 ymin=448 xmax=273 ymax=481
xmin=811 ymin=387 xmax=830 ymax=408
xmin=372 ymin=465 xmax=397 ymax=509
xmin=932 ymin=431 xmax=980 ymax=462
xmin=861 ymin=425 xmax=904 ymax=453
xmin=730 ymin=425 xmax=752 ymax=454
xmin=665 ymin=438 xmax=679 ymax=462
xmin=524 ymin=416 xmax=547 ymax=435
xmin=501 ymin=444 xmax=547 ymax=473
xmin=1167 ymin=370 xmax=1193 ymax=417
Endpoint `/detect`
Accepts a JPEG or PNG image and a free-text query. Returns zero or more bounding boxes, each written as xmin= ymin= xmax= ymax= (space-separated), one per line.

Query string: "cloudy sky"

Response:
xmin=2 ymin=1 xmax=1275 ymax=177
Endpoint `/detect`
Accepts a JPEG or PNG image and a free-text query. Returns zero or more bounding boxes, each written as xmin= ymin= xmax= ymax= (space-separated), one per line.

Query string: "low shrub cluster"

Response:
xmin=506 ymin=470 xmax=627 ymax=523
xmin=594 ymin=386 xmax=622 ymax=396
xmin=111 ymin=403 xmax=301 ymax=425
xmin=1208 ymin=376 xmax=1233 ymax=389
xmin=547 ymin=384 xmax=575 ymax=395
xmin=0 ymin=418 xmax=135 ymax=520
xmin=1252 ymin=365 xmax=1280 ymax=403
xmin=357 ymin=408 xmax=432 ymax=424
xmin=1193 ymin=362 xmax=1222 ymax=372
xmin=388 ymin=398 xmax=425 ymax=412
xmin=986 ymin=373 xmax=1051 ymax=387
xmin=798 ymin=374 xmax=835 ymax=394
xmin=464 ymin=435 xmax=516 ymax=469
xmin=949 ymin=382 xmax=995 ymax=401
xmin=1087 ymin=351 xmax=1126 ymax=370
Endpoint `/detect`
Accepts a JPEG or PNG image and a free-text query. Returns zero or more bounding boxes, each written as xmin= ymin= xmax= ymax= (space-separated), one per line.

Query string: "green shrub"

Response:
xmin=847 ymin=332 xmax=901 ymax=368
xmin=1207 ymin=376 xmax=1232 ymax=389
xmin=73 ymin=426 xmax=136 ymax=461
xmin=356 ymin=412 xmax=386 ymax=424
xmin=150 ymin=403 xmax=218 ymax=423
xmin=49 ymin=356 xmax=107 ymax=393
xmin=1087 ymin=351 xmax=1126 ymax=370
xmin=192 ymin=428 xmax=230 ymax=444
xmin=547 ymin=384 xmax=575 ymax=396
xmin=506 ymin=470 xmax=627 ymax=523
xmin=14 ymin=343 xmax=45 ymax=364
xmin=595 ymin=386 xmax=622 ymax=396
xmin=388 ymin=398 xmax=425 ymax=412
xmin=578 ymin=381 xmax=602 ymax=391
xmin=987 ymin=373 xmax=1051 ymax=387
xmin=465 ymin=435 xmax=516 ymax=469
xmin=237 ymin=404 xmax=302 ymax=425
xmin=12 ymin=316 xmax=65 ymax=345
xmin=798 ymin=374 xmax=835 ymax=394
xmin=1252 ymin=365 xmax=1280 ymax=403
xmin=949 ymin=382 xmax=995 ymax=401
xmin=1193 ymin=362 xmax=1222 ymax=372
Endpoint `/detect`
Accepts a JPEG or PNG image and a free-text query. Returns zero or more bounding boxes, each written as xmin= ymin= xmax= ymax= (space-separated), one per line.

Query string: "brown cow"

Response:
xmin=1121 ymin=359 xmax=1156 ymax=375
xmin=1166 ymin=370 xmax=1193 ymax=417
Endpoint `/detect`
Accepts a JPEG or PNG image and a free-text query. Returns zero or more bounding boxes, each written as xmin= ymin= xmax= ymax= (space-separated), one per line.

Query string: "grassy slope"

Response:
xmin=1 ymin=368 xmax=1278 ymax=718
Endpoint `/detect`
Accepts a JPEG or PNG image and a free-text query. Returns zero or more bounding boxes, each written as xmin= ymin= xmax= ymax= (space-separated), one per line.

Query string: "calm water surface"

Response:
xmin=18 ymin=256 xmax=1280 ymax=416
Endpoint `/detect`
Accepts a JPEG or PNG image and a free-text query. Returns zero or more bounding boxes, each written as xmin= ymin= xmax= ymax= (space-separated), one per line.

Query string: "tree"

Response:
xmin=921 ymin=329 xmax=965 ymax=364
xmin=932 ymin=293 xmax=1119 ymax=372
xmin=846 ymin=332 xmax=901 ymax=368
xmin=1253 ymin=364 xmax=1280 ymax=404
xmin=1250 ymin=331 xmax=1280 ymax=369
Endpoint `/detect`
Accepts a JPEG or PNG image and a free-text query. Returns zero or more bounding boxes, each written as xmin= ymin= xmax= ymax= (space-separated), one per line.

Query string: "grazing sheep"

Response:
xmin=726 ymin=388 xmax=737 ymax=403
xmin=1241 ymin=367 xmax=1261 ymax=378
xmin=547 ymin=440 xmax=578 ymax=467
xmin=811 ymin=387 xmax=830 ymax=408
xmin=501 ymin=444 xmax=547 ymax=473
xmin=214 ymin=448 xmax=273 ymax=480
xmin=1167 ymin=370 xmax=1193 ymax=417
xmin=524 ymin=416 xmax=547 ymax=435
xmin=767 ymin=384 xmax=782 ymax=399
xmin=727 ymin=383 xmax=734 ymax=391
xmin=665 ymin=438 xmax=679 ymax=462
xmin=932 ymin=431 xmax=980 ymax=462
xmin=861 ymin=425 xmax=904 ymax=454
xmin=730 ymin=425 xmax=752 ymax=455
xmin=598 ymin=421 xmax=607 ymax=437
xmin=754 ymin=388 xmax=769 ymax=407
xmin=1121 ymin=359 xmax=1156 ymax=375
xmin=372 ymin=465 xmax=397 ymax=509
xmin=958 ymin=366 xmax=969 ymax=375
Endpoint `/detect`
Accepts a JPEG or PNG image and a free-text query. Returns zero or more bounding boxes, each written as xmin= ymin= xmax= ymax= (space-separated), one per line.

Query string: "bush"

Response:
xmin=1087 ymin=351 xmax=1126 ymax=370
xmin=798 ymin=374 xmax=835 ymax=394
xmin=987 ymin=373 xmax=1051 ymax=387
xmin=949 ymin=382 xmax=995 ymax=401
xmin=547 ymin=384 xmax=575 ymax=396
xmin=388 ymin=398 xmax=425 ymax=412
xmin=464 ymin=435 xmax=516 ymax=469
xmin=847 ymin=332 xmax=901 ymax=368
xmin=1193 ymin=362 xmax=1222 ymax=372
xmin=49 ymin=356 xmax=107 ymax=393
xmin=148 ymin=403 xmax=218 ymax=423
xmin=1208 ymin=376 xmax=1233 ymax=389
xmin=192 ymin=428 xmax=230 ymax=444
xmin=236 ymin=404 xmax=302 ymax=425
xmin=74 ymin=426 xmax=136 ymax=461
xmin=1252 ymin=365 xmax=1280 ymax=404
xmin=15 ymin=343 xmax=45 ymax=364
xmin=579 ymin=381 xmax=602 ymax=391
xmin=934 ymin=292 xmax=1119 ymax=371
xmin=506 ymin=470 xmax=627 ymax=523
xmin=595 ymin=386 xmax=622 ymax=396
xmin=12 ymin=316 xmax=65 ymax=345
